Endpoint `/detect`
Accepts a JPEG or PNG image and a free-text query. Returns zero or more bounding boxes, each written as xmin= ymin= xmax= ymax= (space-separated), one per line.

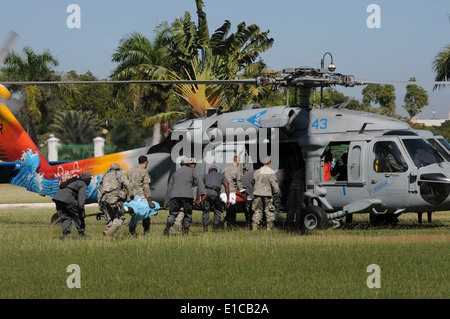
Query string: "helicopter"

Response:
xmin=1 ymin=32 xmax=449 ymax=229
xmin=1 ymin=66 xmax=450 ymax=230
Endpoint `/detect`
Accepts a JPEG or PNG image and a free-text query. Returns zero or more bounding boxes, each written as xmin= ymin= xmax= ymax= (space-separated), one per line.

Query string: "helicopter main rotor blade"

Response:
xmin=1 ymin=79 xmax=257 ymax=86
xmin=361 ymin=80 xmax=450 ymax=86
xmin=0 ymin=31 xmax=19 ymax=64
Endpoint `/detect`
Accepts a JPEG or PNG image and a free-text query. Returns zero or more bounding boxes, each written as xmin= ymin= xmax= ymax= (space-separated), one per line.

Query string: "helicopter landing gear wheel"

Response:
xmin=300 ymin=206 xmax=328 ymax=230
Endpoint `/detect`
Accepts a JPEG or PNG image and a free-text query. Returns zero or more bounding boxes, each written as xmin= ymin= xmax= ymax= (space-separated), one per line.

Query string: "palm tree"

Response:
xmin=111 ymin=0 xmax=276 ymax=143
xmin=210 ymin=20 xmax=274 ymax=80
xmin=49 ymin=109 xmax=102 ymax=144
xmin=170 ymin=0 xmax=274 ymax=112
xmin=0 ymin=47 xmax=59 ymax=143
xmin=111 ymin=24 xmax=179 ymax=145
xmin=432 ymin=44 xmax=450 ymax=90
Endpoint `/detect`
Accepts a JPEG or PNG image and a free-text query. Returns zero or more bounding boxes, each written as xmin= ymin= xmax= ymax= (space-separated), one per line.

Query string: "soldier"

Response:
xmin=331 ymin=153 xmax=348 ymax=181
xmin=98 ymin=163 xmax=133 ymax=238
xmin=201 ymin=165 xmax=230 ymax=232
xmin=53 ymin=172 xmax=92 ymax=240
xmin=221 ymin=155 xmax=243 ymax=227
xmin=285 ymin=166 xmax=305 ymax=230
xmin=252 ymin=157 xmax=280 ymax=231
xmin=163 ymin=158 xmax=206 ymax=236
xmin=242 ymin=169 xmax=256 ymax=229
xmin=127 ymin=155 xmax=155 ymax=235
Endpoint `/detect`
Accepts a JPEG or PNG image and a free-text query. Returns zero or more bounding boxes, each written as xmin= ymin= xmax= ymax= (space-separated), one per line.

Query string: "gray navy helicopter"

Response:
xmin=1 ymin=31 xmax=449 ymax=230
xmin=157 ymin=66 xmax=450 ymax=229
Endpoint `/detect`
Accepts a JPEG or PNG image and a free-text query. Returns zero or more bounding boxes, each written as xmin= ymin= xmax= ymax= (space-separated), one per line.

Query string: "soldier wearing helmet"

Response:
xmin=98 ymin=163 xmax=133 ymax=238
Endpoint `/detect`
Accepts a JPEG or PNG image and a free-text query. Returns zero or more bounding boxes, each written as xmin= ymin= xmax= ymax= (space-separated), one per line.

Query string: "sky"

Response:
xmin=1 ymin=0 xmax=449 ymax=119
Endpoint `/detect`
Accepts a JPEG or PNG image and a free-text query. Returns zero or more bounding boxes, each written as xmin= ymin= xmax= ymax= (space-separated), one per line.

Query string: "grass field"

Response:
xmin=0 ymin=184 xmax=449 ymax=300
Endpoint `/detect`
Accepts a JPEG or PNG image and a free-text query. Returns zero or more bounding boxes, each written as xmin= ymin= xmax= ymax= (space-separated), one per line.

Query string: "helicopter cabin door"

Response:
xmin=347 ymin=141 xmax=366 ymax=187
xmin=367 ymin=138 xmax=410 ymax=205
xmin=203 ymin=142 xmax=247 ymax=175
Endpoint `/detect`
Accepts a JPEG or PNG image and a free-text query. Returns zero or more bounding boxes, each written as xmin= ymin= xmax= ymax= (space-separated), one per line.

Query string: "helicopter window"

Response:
xmin=373 ymin=141 xmax=408 ymax=173
xmin=427 ymin=139 xmax=450 ymax=161
xmin=402 ymin=138 xmax=444 ymax=168
xmin=438 ymin=138 xmax=450 ymax=151
xmin=322 ymin=143 xmax=349 ymax=182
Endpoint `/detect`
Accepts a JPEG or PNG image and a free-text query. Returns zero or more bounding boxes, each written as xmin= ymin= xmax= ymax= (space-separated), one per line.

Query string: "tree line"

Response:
xmin=1 ymin=0 xmax=449 ymax=150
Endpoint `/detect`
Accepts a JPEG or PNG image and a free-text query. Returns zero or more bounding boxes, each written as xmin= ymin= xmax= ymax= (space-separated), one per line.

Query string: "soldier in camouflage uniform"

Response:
xmin=221 ymin=155 xmax=243 ymax=227
xmin=98 ymin=163 xmax=133 ymax=238
xmin=127 ymin=155 xmax=155 ymax=235
xmin=252 ymin=157 xmax=280 ymax=231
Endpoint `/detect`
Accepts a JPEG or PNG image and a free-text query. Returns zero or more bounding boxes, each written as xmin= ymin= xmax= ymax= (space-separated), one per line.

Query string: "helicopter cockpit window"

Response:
xmin=402 ymin=138 xmax=444 ymax=168
xmin=438 ymin=138 xmax=450 ymax=152
xmin=373 ymin=141 xmax=408 ymax=173
xmin=427 ymin=138 xmax=450 ymax=161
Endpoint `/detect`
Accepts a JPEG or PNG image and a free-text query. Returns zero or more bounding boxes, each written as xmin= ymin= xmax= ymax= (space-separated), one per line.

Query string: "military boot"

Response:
xmin=78 ymin=231 xmax=88 ymax=239
xmin=103 ymin=230 xmax=111 ymax=238
xmin=108 ymin=224 xmax=119 ymax=237
xmin=163 ymin=226 xmax=170 ymax=236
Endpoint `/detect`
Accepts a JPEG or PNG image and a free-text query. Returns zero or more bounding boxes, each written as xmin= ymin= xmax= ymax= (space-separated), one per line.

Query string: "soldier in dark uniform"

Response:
xmin=201 ymin=165 xmax=230 ymax=232
xmin=163 ymin=158 xmax=206 ymax=235
xmin=53 ymin=172 xmax=92 ymax=240
xmin=242 ymin=169 xmax=255 ymax=229
xmin=285 ymin=167 xmax=305 ymax=230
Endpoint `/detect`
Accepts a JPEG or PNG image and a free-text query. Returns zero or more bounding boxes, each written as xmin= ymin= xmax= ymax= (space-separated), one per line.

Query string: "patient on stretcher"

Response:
xmin=124 ymin=196 xmax=160 ymax=227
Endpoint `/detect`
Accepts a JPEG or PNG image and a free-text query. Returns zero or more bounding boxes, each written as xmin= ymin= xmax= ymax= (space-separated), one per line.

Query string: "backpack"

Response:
xmin=59 ymin=177 xmax=82 ymax=189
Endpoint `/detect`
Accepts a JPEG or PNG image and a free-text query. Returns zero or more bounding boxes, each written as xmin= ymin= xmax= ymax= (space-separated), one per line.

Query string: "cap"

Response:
xmin=209 ymin=165 xmax=217 ymax=171
xmin=81 ymin=172 xmax=92 ymax=179
xmin=189 ymin=158 xmax=197 ymax=164
xmin=110 ymin=163 xmax=120 ymax=170
xmin=262 ymin=156 xmax=271 ymax=164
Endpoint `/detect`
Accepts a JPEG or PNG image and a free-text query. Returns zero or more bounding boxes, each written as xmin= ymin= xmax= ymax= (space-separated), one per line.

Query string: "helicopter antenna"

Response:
xmin=336 ymin=98 xmax=355 ymax=109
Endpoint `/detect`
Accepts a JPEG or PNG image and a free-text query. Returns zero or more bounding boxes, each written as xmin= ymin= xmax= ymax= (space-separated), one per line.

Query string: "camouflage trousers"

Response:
xmin=101 ymin=198 xmax=126 ymax=237
xmin=252 ymin=196 xmax=275 ymax=229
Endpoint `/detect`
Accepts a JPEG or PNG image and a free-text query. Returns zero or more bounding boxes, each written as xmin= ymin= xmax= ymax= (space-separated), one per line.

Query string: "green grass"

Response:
xmin=0 ymin=184 xmax=449 ymax=299
xmin=0 ymin=184 xmax=54 ymax=204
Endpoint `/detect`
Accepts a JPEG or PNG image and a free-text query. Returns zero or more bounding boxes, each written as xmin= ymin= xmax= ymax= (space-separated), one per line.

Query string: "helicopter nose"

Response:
xmin=418 ymin=171 xmax=450 ymax=209
xmin=419 ymin=180 xmax=450 ymax=206
xmin=0 ymin=84 xmax=11 ymax=99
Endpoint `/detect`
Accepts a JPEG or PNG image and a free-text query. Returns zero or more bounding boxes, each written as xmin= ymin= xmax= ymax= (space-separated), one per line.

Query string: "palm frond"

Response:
xmin=142 ymin=111 xmax=185 ymax=127
xmin=432 ymin=44 xmax=450 ymax=90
